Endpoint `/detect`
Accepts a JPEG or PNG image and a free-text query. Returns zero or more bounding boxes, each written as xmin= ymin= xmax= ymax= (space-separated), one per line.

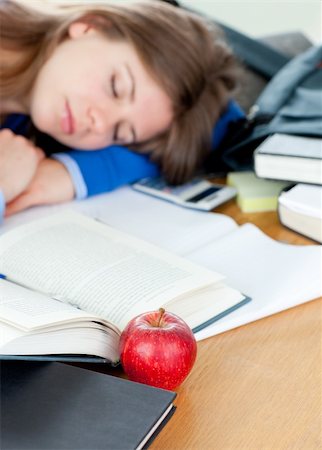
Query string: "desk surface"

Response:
xmin=149 ymin=196 xmax=322 ymax=450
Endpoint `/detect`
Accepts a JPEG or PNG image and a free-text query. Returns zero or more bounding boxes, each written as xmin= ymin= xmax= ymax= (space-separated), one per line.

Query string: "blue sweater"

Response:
xmin=0 ymin=100 xmax=244 ymax=218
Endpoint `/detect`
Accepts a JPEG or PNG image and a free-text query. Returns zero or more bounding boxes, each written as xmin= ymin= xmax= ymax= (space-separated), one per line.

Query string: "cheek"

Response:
xmin=29 ymin=64 xmax=62 ymax=130
xmin=136 ymin=83 xmax=173 ymax=140
xmin=29 ymin=87 xmax=56 ymax=133
xmin=139 ymin=100 xmax=173 ymax=139
xmin=30 ymin=71 xmax=104 ymax=135
xmin=34 ymin=57 xmax=104 ymax=106
xmin=80 ymin=77 xmax=107 ymax=102
xmin=62 ymin=62 xmax=105 ymax=99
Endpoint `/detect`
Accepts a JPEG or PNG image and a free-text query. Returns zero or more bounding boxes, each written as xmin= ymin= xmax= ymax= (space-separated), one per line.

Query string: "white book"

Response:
xmin=278 ymin=184 xmax=322 ymax=243
xmin=1 ymin=186 xmax=321 ymax=343
xmin=254 ymin=133 xmax=322 ymax=184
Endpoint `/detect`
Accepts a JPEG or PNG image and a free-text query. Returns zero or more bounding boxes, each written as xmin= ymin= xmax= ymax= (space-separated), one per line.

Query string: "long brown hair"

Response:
xmin=0 ymin=0 xmax=239 ymax=183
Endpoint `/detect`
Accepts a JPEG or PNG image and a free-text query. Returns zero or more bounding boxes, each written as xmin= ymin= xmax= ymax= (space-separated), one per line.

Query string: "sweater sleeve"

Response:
xmin=52 ymin=146 xmax=160 ymax=198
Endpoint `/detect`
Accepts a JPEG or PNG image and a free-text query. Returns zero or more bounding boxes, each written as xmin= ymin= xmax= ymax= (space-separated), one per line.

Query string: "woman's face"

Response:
xmin=29 ymin=22 xmax=173 ymax=149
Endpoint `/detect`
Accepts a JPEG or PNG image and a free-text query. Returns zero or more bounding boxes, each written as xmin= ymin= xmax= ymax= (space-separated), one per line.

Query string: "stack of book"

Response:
xmin=253 ymin=133 xmax=322 ymax=240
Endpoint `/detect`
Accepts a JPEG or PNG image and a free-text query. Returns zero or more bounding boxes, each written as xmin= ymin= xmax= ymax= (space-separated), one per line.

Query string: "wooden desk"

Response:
xmin=150 ymin=199 xmax=322 ymax=450
xmin=74 ymin=196 xmax=321 ymax=449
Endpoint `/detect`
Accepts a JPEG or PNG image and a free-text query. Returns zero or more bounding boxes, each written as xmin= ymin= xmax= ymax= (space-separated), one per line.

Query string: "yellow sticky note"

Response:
xmin=227 ymin=171 xmax=290 ymax=212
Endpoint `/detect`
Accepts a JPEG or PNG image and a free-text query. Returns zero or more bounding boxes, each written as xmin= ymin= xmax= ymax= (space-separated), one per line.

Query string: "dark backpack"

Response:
xmin=218 ymin=44 xmax=322 ymax=171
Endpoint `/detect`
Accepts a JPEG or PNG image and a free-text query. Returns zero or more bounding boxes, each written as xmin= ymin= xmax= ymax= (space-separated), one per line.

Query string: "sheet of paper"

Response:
xmin=189 ymin=223 xmax=322 ymax=340
xmin=91 ymin=188 xmax=238 ymax=255
xmin=0 ymin=279 xmax=94 ymax=331
xmin=1 ymin=187 xmax=238 ymax=256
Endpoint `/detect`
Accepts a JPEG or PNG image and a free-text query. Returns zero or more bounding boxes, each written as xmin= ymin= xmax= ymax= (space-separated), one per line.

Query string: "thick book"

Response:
xmin=0 ymin=360 xmax=176 ymax=450
xmin=278 ymin=184 xmax=322 ymax=243
xmin=227 ymin=171 xmax=290 ymax=212
xmin=0 ymin=211 xmax=249 ymax=363
xmin=254 ymin=133 xmax=322 ymax=184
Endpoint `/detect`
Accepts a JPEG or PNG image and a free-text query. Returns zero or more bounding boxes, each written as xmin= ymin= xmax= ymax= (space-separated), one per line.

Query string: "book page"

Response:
xmin=0 ymin=321 xmax=119 ymax=360
xmin=0 ymin=279 xmax=119 ymax=333
xmin=0 ymin=212 xmax=223 ymax=330
xmin=189 ymin=223 xmax=322 ymax=340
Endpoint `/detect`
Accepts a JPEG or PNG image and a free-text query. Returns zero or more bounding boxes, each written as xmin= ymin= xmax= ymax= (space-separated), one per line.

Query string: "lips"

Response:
xmin=61 ymin=100 xmax=75 ymax=135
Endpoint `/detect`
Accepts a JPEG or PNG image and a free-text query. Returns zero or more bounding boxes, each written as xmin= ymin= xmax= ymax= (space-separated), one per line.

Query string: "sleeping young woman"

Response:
xmin=0 ymin=0 xmax=244 ymax=219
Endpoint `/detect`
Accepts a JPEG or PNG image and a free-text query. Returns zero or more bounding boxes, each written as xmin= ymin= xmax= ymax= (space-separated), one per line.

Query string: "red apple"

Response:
xmin=119 ymin=308 xmax=197 ymax=390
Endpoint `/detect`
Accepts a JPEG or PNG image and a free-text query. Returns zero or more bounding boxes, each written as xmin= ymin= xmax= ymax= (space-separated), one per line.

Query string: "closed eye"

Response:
xmin=113 ymin=122 xmax=120 ymax=142
xmin=111 ymin=74 xmax=118 ymax=98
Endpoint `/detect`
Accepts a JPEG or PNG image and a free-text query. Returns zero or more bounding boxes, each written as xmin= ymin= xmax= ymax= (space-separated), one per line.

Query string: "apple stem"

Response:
xmin=157 ymin=308 xmax=165 ymax=327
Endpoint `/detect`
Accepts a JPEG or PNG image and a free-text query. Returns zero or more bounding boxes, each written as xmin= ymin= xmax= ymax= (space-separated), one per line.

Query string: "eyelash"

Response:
xmin=110 ymin=73 xmax=134 ymax=143
xmin=112 ymin=121 xmax=120 ymax=142
xmin=111 ymin=74 xmax=118 ymax=141
xmin=111 ymin=74 xmax=118 ymax=98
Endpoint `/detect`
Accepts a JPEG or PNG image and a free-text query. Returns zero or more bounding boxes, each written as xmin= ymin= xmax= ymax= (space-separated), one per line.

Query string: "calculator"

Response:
xmin=132 ymin=176 xmax=236 ymax=211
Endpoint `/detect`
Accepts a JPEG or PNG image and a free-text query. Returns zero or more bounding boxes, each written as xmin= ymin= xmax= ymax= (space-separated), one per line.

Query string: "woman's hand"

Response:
xmin=0 ymin=129 xmax=44 ymax=202
xmin=5 ymin=158 xmax=75 ymax=216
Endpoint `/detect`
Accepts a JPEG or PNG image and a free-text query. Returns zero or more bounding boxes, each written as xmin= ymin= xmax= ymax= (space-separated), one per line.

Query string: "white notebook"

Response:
xmin=278 ymin=184 xmax=322 ymax=243
xmin=254 ymin=133 xmax=322 ymax=184
xmin=279 ymin=184 xmax=322 ymax=218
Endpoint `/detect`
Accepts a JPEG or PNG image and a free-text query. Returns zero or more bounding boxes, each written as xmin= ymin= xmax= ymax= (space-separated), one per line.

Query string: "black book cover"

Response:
xmin=0 ymin=361 xmax=176 ymax=450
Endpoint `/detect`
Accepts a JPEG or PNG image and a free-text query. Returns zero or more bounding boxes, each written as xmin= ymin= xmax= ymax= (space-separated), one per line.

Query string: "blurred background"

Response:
xmin=39 ymin=0 xmax=321 ymax=44
xmin=181 ymin=0 xmax=321 ymax=44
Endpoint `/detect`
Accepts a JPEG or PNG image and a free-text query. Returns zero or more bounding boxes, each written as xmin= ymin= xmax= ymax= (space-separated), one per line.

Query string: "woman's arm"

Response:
xmin=5 ymin=158 xmax=75 ymax=217
xmin=6 ymin=146 xmax=159 ymax=216
xmin=0 ymin=129 xmax=44 ymax=220
xmin=1 ymin=113 xmax=160 ymax=216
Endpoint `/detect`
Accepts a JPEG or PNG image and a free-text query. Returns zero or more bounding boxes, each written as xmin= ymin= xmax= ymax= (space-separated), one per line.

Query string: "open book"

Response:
xmin=1 ymin=186 xmax=321 ymax=343
xmin=0 ymin=212 xmax=249 ymax=363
